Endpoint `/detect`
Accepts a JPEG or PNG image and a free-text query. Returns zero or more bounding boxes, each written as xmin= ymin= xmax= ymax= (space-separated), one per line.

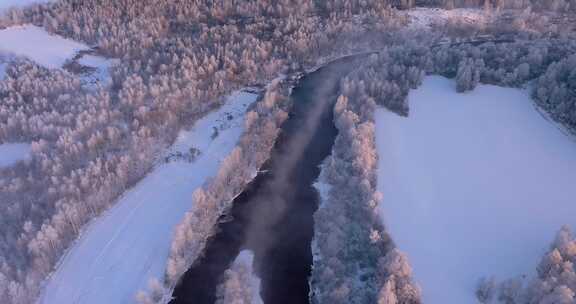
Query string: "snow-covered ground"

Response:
xmin=312 ymin=165 xmax=331 ymax=210
xmin=0 ymin=0 xmax=52 ymax=15
xmin=405 ymin=7 xmax=487 ymax=30
xmin=39 ymin=91 xmax=257 ymax=304
xmin=0 ymin=24 xmax=117 ymax=86
xmin=0 ymin=142 xmax=31 ymax=167
xmin=375 ymin=76 xmax=576 ymax=303
xmin=0 ymin=25 xmax=88 ymax=69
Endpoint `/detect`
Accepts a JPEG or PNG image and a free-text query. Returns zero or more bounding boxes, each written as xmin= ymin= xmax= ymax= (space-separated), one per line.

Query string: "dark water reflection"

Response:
xmin=170 ymin=58 xmax=357 ymax=304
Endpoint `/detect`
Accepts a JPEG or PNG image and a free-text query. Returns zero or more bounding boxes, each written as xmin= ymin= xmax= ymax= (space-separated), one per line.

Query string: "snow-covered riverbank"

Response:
xmin=375 ymin=76 xmax=576 ymax=303
xmin=39 ymin=91 xmax=257 ymax=304
xmin=216 ymin=250 xmax=263 ymax=304
xmin=0 ymin=24 xmax=116 ymax=86
xmin=0 ymin=25 xmax=88 ymax=69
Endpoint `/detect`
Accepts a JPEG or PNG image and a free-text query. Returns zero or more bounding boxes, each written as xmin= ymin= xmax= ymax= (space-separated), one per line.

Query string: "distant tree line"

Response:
xmin=413 ymin=0 xmax=576 ymax=11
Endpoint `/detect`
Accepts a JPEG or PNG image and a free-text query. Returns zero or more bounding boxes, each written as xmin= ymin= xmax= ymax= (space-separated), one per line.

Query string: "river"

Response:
xmin=169 ymin=57 xmax=358 ymax=304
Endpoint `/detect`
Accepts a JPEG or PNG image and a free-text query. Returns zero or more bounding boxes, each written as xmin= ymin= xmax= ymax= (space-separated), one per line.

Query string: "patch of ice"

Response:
xmin=0 ymin=25 xmax=89 ymax=69
xmin=0 ymin=142 xmax=31 ymax=167
xmin=375 ymin=76 xmax=576 ymax=303
xmin=39 ymin=91 xmax=257 ymax=304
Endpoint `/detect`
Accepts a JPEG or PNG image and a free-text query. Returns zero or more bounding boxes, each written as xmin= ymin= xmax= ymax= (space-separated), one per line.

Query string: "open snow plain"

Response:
xmin=0 ymin=25 xmax=88 ymax=69
xmin=0 ymin=24 xmax=116 ymax=85
xmin=375 ymin=76 xmax=576 ymax=303
xmin=39 ymin=91 xmax=257 ymax=304
xmin=0 ymin=142 xmax=31 ymax=167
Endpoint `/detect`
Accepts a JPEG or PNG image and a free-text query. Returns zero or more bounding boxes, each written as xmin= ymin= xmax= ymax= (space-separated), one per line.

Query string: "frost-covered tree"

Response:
xmin=476 ymin=277 xmax=496 ymax=303
xmin=215 ymin=251 xmax=262 ymax=304
xmin=456 ymin=58 xmax=481 ymax=92
xmin=0 ymin=1 xmax=408 ymax=302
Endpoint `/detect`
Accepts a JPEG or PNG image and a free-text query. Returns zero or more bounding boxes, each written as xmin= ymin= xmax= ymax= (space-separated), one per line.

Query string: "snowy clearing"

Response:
xmin=0 ymin=25 xmax=89 ymax=69
xmin=0 ymin=24 xmax=117 ymax=85
xmin=405 ymin=7 xmax=487 ymax=30
xmin=375 ymin=76 xmax=576 ymax=303
xmin=0 ymin=142 xmax=31 ymax=167
xmin=39 ymin=91 xmax=257 ymax=304
xmin=77 ymin=54 xmax=119 ymax=87
xmin=0 ymin=0 xmax=52 ymax=15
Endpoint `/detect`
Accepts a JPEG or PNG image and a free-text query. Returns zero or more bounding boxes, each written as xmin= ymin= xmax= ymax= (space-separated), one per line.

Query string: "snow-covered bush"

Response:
xmin=215 ymin=251 xmax=262 ymax=304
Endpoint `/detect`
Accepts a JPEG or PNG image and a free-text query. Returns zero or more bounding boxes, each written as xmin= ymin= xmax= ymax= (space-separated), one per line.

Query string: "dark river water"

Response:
xmin=169 ymin=58 xmax=358 ymax=304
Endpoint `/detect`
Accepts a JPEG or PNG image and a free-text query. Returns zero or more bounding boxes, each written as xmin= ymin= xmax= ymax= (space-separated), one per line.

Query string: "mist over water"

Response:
xmin=170 ymin=58 xmax=358 ymax=304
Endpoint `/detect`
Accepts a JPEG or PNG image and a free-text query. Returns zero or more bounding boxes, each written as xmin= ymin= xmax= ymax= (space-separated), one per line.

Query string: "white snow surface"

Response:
xmin=77 ymin=54 xmax=110 ymax=68
xmin=39 ymin=91 xmax=257 ymax=304
xmin=0 ymin=25 xmax=89 ymax=69
xmin=0 ymin=0 xmax=52 ymax=15
xmin=375 ymin=76 xmax=576 ymax=303
xmin=406 ymin=7 xmax=487 ymax=30
xmin=78 ymin=54 xmax=119 ymax=87
xmin=0 ymin=142 xmax=31 ymax=167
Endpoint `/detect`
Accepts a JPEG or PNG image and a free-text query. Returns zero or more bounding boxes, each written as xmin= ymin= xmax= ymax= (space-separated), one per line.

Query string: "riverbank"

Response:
xmin=169 ymin=56 xmax=359 ymax=304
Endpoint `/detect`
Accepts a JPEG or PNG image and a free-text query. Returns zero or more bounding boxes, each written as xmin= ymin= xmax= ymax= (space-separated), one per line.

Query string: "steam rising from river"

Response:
xmin=243 ymin=65 xmax=349 ymax=273
xmin=169 ymin=58 xmax=359 ymax=304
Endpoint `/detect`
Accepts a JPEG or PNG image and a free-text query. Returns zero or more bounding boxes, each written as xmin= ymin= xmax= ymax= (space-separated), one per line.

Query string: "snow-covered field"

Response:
xmin=405 ymin=7 xmax=487 ymax=29
xmin=0 ymin=25 xmax=88 ymax=69
xmin=0 ymin=142 xmax=31 ymax=167
xmin=39 ymin=91 xmax=257 ymax=304
xmin=375 ymin=76 xmax=576 ymax=303
xmin=0 ymin=24 xmax=117 ymax=85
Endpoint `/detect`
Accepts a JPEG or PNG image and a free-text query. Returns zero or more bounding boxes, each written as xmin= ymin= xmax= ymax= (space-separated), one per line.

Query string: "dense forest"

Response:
xmin=0 ymin=1 xmax=401 ymax=303
xmin=411 ymin=0 xmax=576 ymax=11
xmin=308 ymin=1 xmax=576 ymax=301
xmin=1 ymin=0 xmax=576 ymax=303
